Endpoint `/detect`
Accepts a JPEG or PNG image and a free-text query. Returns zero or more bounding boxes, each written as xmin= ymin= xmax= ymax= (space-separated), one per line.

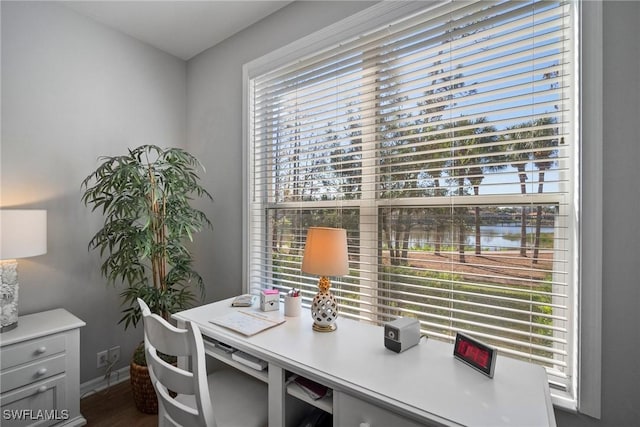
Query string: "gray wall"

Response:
xmin=2 ymin=0 xmax=639 ymax=425
xmin=1 ymin=1 xmax=187 ymax=382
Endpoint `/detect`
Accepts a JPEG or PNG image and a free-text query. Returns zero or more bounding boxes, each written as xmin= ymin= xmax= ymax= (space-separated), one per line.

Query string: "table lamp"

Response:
xmin=0 ymin=210 xmax=47 ymax=332
xmin=301 ymin=227 xmax=348 ymax=332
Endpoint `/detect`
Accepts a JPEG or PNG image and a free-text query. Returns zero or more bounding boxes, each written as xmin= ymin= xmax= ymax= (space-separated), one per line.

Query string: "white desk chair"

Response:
xmin=137 ymin=298 xmax=268 ymax=427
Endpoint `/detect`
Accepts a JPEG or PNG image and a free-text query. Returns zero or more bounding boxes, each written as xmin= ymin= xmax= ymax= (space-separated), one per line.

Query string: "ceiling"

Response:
xmin=62 ymin=1 xmax=294 ymax=60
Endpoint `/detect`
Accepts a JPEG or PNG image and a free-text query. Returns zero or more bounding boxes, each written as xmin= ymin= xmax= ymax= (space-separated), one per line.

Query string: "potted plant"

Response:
xmin=81 ymin=144 xmax=212 ymax=413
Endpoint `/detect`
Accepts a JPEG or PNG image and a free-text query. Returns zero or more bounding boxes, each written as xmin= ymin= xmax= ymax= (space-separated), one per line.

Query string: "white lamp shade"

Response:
xmin=0 ymin=210 xmax=47 ymax=260
xmin=301 ymin=227 xmax=348 ymax=277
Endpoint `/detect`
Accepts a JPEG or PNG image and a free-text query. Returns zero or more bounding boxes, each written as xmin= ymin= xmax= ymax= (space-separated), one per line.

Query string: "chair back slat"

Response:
xmin=156 ymin=383 xmax=204 ymax=427
xmin=144 ymin=313 xmax=191 ymax=357
xmin=146 ymin=345 xmax=195 ymax=395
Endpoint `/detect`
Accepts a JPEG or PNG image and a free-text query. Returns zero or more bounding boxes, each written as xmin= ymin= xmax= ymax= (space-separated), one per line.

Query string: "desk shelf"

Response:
xmin=286 ymin=381 xmax=333 ymax=414
xmin=203 ymin=341 xmax=268 ymax=383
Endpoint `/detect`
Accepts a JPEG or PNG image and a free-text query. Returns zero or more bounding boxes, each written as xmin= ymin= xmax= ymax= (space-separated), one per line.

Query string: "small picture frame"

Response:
xmin=453 ymin=332 xmax=497 ymax=378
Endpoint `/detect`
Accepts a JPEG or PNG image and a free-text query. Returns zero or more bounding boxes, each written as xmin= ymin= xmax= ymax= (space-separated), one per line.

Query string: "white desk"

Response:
xmin=174 ymin=298 xmax=556 ymax=427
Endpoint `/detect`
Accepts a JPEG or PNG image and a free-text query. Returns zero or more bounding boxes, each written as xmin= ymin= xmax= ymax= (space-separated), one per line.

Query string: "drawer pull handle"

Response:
xmin=37 ymin=386 xmax=47 ymax=393
xmin=35 ymin=346 xmax=47 ymax=354
xmin=37 ymin=368 xmax=48 ymax=376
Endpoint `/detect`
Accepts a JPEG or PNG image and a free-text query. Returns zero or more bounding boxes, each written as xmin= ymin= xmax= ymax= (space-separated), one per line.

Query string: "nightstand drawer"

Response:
xmin=1 ymin=335 xmax=66 ymax=371
xmin=1 ymin=354 xmax=66 ymax=393
xmin=0 ymin=374 xmax=66 ymax=427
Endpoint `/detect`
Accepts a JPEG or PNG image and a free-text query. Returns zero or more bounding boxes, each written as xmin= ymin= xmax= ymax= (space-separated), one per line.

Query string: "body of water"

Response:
xmin=407 ymin=225 xmax=555 ymax=251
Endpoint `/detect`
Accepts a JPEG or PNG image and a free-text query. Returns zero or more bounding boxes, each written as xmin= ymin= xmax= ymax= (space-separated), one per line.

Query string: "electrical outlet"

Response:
xmin=97 ymin=350 xmax=108 ymax=368
xmin=108 ymin=346 xmax=120 ymax=364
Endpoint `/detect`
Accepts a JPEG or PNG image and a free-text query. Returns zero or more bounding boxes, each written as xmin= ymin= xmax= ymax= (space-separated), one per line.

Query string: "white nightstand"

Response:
xmin=0 ymin=309 xmax=86 ymax=426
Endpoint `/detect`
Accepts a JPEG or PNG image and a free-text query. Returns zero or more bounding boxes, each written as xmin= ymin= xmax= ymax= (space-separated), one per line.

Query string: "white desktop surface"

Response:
xmin=174 ymin=298 xmax=555 ymax=427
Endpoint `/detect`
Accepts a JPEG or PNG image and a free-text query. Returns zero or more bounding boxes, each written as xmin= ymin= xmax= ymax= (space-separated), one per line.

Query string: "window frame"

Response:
xmin=242 ymin=0 xmax=602 ymax=416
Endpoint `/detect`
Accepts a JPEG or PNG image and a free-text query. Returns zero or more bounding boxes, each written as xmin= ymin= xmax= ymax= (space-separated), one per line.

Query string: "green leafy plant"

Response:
xmin=81 ymin=145 xmax=212 ymax=329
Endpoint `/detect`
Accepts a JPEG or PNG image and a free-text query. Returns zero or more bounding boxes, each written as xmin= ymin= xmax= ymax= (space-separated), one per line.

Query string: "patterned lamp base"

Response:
xmin=311 ymin=276 xmax=338 ymax=332
xmin=0 ymin=260 xmax=19 ymax=333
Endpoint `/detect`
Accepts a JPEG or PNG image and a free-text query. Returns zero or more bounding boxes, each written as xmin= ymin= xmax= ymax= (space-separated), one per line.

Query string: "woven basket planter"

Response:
xmin=130 ymin=361 xmax=158 ymax=414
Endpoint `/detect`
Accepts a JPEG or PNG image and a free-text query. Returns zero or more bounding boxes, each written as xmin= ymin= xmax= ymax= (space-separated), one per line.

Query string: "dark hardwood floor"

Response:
xmin=80 ymin=380 xmax=157 ymax=426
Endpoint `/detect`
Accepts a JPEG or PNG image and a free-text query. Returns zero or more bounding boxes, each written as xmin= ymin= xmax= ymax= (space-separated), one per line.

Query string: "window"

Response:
xmin=245 ymin=0 xmax=592 ymax=410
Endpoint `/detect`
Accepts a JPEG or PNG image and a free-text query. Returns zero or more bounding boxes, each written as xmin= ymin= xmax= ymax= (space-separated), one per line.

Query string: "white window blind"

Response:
xmin=247 ymin=0 xmax=575 ymax=392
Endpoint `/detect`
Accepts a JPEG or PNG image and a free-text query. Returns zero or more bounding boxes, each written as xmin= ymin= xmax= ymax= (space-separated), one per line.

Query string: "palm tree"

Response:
xmin=503 ymin=124 xmax=534 ymax=257
xmin=504 ymin=117 xmax=559 ymax=260
xmin=531 ymin=118 xmax=559 ymax=263
xmin=415 ymin=58 xmax=473 ymax=258
xmin=444 ymin=118 xmax=500 ymax=261
xmin=421 ymin=129 xmax=450 ymax=256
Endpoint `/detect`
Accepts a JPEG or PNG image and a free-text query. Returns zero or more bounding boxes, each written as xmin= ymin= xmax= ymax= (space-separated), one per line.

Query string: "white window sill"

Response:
xmin=551 ymin=390 xmax=577 ymax=413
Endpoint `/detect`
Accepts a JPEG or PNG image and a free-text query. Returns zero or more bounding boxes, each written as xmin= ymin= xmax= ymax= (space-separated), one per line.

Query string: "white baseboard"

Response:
xmin=80 ymin=366 xmax=130 ymax=399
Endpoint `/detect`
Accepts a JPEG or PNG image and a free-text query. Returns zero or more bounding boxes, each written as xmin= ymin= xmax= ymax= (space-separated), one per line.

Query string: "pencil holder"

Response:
xmin=284 ymin=295 xmax=301 ymax=317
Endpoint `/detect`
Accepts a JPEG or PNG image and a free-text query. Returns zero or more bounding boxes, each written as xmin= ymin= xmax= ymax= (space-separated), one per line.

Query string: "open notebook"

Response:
xmin=210 ymin=310 xmax=285 ymax=336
